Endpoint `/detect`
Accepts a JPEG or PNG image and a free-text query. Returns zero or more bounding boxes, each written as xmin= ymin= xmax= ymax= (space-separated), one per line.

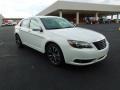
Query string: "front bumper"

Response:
xmin=63 ymin=41 xmax=109 ymax=66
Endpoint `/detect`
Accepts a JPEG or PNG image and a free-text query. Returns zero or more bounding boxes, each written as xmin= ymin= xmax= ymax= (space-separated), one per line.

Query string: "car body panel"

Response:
xmin=15 ymin=16 xmax=109 ymax=66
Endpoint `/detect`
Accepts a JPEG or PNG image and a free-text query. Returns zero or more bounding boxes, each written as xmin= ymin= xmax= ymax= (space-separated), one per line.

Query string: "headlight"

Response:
xmin=68 ymin=40 xmax=93 ymax=49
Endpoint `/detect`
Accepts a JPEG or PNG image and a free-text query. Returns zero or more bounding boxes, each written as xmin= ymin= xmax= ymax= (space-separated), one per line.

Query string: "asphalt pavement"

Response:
xmin=0 ymin=24 xmax=120 ymax=90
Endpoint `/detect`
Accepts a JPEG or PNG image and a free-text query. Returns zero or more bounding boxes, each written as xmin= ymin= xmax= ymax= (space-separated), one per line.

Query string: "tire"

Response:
xmin=46 ymin=43 xmax=65 ymax=66
xmin=15 ymin=34 xmax=23 ymax=48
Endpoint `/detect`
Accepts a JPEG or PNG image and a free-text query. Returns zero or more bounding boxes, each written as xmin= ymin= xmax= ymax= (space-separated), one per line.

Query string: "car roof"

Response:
xmin=21 ymin=16 xmax=62 ymax=21
xmin=29 ymin=16 xmax=61 ymax=19
xmin=37 ymin=16 xmax=60 ymax=18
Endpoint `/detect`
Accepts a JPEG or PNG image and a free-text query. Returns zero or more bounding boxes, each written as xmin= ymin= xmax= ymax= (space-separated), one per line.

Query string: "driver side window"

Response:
xmin=30 ymin=19 xmax=41 ymax=30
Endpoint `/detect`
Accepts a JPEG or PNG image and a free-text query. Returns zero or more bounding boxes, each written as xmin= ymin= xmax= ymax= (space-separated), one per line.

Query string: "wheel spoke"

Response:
xmin=48 ymin=47 xmax=52 ymax=53
xmin=47 ymin=45 xmax=61 ymax=65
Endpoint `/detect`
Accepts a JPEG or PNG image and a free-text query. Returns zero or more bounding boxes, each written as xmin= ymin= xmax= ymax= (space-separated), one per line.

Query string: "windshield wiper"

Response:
xmin=63 ymin=26 xmax=74 ymax=28
xmin=47 ymin=26 xmax=74 ymax=30
xmin=47 ymin=27 xmax=62 ymax=30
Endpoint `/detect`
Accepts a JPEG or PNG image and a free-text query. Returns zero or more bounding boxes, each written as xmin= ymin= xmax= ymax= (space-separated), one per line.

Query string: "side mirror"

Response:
xmin=32 ymin=27 xmax=43 ymax=32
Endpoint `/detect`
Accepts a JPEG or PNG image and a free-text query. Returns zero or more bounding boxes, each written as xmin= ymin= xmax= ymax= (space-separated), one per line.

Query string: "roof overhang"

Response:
xmin=37 ymin=1 xmax=120 ymax=16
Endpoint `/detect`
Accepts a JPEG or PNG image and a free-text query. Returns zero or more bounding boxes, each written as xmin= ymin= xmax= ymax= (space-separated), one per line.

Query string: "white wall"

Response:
xmin=107 ymin=15 xmax=120 ymax=19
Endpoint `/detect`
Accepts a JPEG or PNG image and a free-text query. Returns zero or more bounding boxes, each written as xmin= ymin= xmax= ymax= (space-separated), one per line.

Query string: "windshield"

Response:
xmin=40 ymin=17 xmax=74 ymax=30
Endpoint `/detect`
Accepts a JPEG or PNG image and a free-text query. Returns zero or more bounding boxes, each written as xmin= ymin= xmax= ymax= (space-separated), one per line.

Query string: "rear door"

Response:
xmin=19 ymin=19 xmax=31 ymax=45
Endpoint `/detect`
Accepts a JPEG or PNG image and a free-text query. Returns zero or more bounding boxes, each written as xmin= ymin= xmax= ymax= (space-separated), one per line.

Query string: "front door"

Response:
xmin=28 ymin=18 xmax=44 ymax=51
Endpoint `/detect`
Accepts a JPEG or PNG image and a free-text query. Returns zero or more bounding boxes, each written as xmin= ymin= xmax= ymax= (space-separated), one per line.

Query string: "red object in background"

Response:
xmin=4 ymin=19 xmax=9 ymax=24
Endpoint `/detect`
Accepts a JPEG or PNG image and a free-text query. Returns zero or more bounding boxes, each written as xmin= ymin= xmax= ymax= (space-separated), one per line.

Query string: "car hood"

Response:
xmin=48 ymin=27 xmax=105 ymax=42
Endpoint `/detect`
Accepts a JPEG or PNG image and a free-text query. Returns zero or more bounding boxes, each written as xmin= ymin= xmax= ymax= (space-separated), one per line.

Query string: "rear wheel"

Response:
xmin=15 ymin=34 xmax=23 ymax=48
xmin=46 ymin=43 xmax=65 ymax=66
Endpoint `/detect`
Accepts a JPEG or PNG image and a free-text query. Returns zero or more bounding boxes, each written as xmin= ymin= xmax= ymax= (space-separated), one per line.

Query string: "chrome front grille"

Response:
xmin=93 ymin=39 xmax=106 ymax=50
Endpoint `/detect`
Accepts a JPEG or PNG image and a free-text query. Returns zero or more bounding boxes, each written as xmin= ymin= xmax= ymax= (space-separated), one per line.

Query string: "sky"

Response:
xmin=0 ymin=0 xmax=120 ymax=18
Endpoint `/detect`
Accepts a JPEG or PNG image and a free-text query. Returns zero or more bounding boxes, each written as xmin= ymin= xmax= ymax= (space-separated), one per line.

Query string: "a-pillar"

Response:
xmin=59 ymin=11 xmax=62 ymax=17
xmin=76 ymin=11 xmax=79 ymax=25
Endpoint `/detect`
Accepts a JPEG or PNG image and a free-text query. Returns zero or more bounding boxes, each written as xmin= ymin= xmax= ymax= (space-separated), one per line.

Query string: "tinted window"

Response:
xmin=40 ymin=18 xmax=74 ymax=30
xmin=21 ymin=19 xmax=30 ymax=28
xmin=30 ymin=19 xmax=40 ymax=29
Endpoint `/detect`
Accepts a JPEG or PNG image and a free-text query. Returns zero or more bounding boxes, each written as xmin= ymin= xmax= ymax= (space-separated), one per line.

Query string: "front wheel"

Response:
xmin=46 ymin=43 xmax=65 ymax=66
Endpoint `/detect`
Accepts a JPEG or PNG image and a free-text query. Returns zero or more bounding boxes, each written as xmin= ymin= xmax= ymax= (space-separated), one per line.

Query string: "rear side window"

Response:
xmin=21 ymin=19 xmax=30 ymax=28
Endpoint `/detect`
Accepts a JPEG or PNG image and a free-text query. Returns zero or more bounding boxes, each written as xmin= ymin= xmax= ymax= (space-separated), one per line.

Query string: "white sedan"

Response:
xmin=15 ymin=16 xmax=109 ymax=66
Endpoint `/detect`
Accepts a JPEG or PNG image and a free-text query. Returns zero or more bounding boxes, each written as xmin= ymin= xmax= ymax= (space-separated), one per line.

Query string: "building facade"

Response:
xmin=37 ymin=0 xmax=120 ymax=25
